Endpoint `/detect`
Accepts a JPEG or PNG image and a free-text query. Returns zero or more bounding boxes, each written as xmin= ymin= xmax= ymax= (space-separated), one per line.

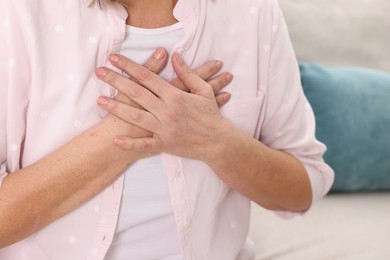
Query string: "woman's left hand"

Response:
xmin=96 ymin=52 xmax=232 ymax=161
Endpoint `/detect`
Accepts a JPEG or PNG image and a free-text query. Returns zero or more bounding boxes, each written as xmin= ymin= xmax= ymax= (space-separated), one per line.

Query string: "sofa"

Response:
xmin=249 ymin=0 xmax=390 ymax=259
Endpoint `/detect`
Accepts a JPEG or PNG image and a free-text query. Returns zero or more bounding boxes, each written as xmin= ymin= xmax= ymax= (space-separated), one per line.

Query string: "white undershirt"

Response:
xmin=105 ymin=23 xmax=184 ymax=260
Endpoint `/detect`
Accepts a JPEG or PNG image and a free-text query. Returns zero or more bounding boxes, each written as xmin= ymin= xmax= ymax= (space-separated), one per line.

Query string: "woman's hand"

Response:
xmin=105 ymin=48 xmax=233 ymax=108
xmin=96 ymin=52 xmax=233 ymax=161
xmin=97 ymin=48 xmax=232 ymax=139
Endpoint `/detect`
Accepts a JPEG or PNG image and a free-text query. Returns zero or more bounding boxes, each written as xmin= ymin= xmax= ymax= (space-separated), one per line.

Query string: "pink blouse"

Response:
xmin=0 ymin=0 xmax=334 ymax=259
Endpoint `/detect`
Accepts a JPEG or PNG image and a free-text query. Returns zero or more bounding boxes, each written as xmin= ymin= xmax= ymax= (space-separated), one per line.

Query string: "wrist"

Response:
xmin=202 ymin=119 xmax=237 ymax=167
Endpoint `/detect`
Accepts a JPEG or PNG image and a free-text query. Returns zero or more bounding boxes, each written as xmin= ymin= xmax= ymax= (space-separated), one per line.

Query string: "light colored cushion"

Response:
xmin=249 ymin=192 xmax=390 ymax=259
xmin=300 ymin=63 xmax=390 ymax=191
xmin=279 ymin=0 xmax=390 ymax=72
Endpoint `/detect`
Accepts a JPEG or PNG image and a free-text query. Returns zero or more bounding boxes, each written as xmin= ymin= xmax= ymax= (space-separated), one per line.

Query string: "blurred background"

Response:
xmin=249 ymin=1 xmax=390 ymax=259
xmin=281 ymin=0 xmax=390 ymax=72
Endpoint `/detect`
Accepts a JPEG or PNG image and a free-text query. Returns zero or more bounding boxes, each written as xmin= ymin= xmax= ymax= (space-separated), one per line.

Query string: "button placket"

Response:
xmin=162 ymin=154 xmax=193 ymax=257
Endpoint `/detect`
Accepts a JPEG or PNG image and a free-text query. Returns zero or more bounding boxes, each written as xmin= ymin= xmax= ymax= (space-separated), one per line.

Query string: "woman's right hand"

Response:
xmin=100 ymin=47 xmax=233 ymax=143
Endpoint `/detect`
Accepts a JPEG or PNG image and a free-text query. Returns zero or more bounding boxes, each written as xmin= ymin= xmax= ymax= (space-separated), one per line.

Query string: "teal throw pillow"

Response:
xmin=299 ymin=63 xmax=390 ymax=192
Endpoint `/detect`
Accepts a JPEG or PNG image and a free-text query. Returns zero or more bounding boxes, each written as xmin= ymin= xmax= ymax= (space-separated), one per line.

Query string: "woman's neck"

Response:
xmin=120 ymin=0 xmax=178 ymax=28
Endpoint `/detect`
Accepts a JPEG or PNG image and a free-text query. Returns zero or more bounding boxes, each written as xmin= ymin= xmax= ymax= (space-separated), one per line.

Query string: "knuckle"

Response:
xmin=195 ymin=62 xmax=212 ymax=78
xmin=132 ymin=110 xmax=144 ymax=122
xmin=194 ymin=67 xmax=208 ymax=79
xmin=130 ymin=85 xmax=143 ymax=98
xmin=135 ymin=140 xmax=152 ymax=151
xmin=170 ymin=78 xmax=186 ymax=91
xmin=119 ymin=59 xmax=130 ymax=71
xmin=106 ymin=99 xmax=118 ymax=111
xmin=143 ymin=63 xmax=156 ymax=73
xmin=210 ymin=76 xmax=229 ymax=92
xmin=177 ymin=66 xmax=192 ymax=78
xmin=170 ymin=90 xmax=185 ymax=103
xmin=213 ymin=78 xmax=225 ymax=89
xmin=198 ymin=71 xmax=207 ymax=80
xmin=142 ymin=140 xmax=151 ymax=149
xmin=144 ymin=58 xmax=162 ymax=74
xmin=202 ymin=64 xmax=217 ymax=79
xmin=135 ymin=67 xmax=152 ymax=82
xmin=104 ymin=72 xmax=117 ymax=85
xmin=166 ymin=109 xmax=178 ymax=121
xmin=164 ymin=105 xmax=181 ymax=123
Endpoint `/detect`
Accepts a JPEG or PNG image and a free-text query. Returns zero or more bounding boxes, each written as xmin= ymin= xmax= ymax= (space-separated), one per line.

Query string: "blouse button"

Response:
xmin=67 ymin=73 xmax=75 ymax=82
xmin=173 ymin=170 xmax=181 ymax=179
xmin=40 ymin=111 xmax=49 ymax=118
xmin=91 ymin=248 xmax=99 ymax=256
xmin=89 ymin=37 xmax=97 ymax=45
xmin=55 ymin=24 xmax=65 ymax=33
xmin=230 ymin=221 xmax=237 ymax=229
xmin=10 ymin=144 xmax=18 ymax=152
xmin=249 ymin=7 xmax=258 ymax=14
xmin=183 ymin=219 xmax=191 ymax=229
xmin=68 ymin=235 xmax=77 ymax=244
xmin=93 ymin=206 xmax=100 ymax=213
xmin=100 ymin=217 xmax=108 ymax=224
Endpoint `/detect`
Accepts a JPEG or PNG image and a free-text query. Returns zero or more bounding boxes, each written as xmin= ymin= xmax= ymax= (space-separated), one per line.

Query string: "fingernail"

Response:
xmin=96 ymin=67 xmax=107 ymax=77
xmin=216 ymin=61 xmax=223 ymax=69
xmin=97 ymin=96 xmax=109 ymax=106
xmin=223 ymin=93 xmax=231 ymax=102
xmin=109 ymin=54 xmax=120 ymax=63
xmin=153 ymin=48 xmax=165 ymax=60
xmin=114 ymin=137 xmax=125 ymax=145
xmin=225 ymin=73 xmax=233 ymax=81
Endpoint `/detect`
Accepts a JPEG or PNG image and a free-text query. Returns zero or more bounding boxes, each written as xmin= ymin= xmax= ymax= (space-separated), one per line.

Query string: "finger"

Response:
xmin=97 ymin=96 xmax=160 ymax=132
xmin=142 ymin=48 xmax=168 ymax=73
xmin=95 ymin=67 xmax=164 ymax=112
xmin=215 ymin=92 xmax=231 ymax=108
xmin=193 ymin=60 xmax=223 ymax=81
xmin=171 ymin=52 xmax=213 ymax=96
xmin=109 ymin=48 xmax=168 ymax=75
xmin=114 ymin=136 xmax=161 ymax=153
xmin=143 ymin=48 xmax=169 ymax=74
xmin=170 ymin=60 xmax=223 ymax=91
xmin=107 ymin=53 xmax=172 ymax=98
xmin=207 ymin=72 xmax=233 ymax=94
xmin=113 ymin=48 xmax=168 ymax=105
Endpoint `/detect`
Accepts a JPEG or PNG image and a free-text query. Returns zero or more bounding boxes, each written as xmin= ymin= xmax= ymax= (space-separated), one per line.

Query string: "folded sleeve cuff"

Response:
xmin=274 ymin=162 xmax=334 ymax=219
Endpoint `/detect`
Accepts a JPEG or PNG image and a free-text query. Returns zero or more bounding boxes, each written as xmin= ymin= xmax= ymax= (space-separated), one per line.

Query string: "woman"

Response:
xmin=0 ymin=0 xmax=334 ymax=259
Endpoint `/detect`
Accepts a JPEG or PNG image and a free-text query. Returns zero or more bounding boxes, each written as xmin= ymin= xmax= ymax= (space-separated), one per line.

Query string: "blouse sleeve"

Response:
xmin=260 ymin=1 xmax=334 ymax=216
